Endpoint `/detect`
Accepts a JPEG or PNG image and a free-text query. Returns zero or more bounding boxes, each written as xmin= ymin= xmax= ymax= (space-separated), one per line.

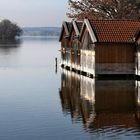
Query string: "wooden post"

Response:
xmin=55 ymin=57 xmax=57 ymax=74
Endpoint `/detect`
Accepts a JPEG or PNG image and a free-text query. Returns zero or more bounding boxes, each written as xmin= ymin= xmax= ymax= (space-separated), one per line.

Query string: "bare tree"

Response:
xmin=67 ymin=0 xmax=140 ymax=20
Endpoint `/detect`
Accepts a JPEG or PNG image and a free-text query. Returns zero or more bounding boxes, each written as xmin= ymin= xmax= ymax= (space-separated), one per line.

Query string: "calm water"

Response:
xmin=0 ymin=37 xmax=140 ymax=140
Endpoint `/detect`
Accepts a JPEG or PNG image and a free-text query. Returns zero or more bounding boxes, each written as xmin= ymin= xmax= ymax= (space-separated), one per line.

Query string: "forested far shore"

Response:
xmin=22 ymin=27 xmax=61 ymax=37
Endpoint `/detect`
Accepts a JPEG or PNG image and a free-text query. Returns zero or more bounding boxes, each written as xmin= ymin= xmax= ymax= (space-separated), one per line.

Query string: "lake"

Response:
xmin=0 ymin=37 xmax=140 ymax=140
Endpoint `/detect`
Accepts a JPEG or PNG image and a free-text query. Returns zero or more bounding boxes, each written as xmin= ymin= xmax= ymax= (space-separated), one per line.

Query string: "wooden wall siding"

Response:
xmin=61 ymin=29 xmax=72 ymax=50
xmin=77 ymin=54 xmax=81 ymax=66
xmin=95 ymin=43 xmax=136 ymax=75
xmin=95 ymin=63 xmax=135 ymax=74
xmin=70 ymin=30 xmax=81 ymax=68
xmin=79 ymin=29 xmax=95 ymax=75
xmin=137 ymin=37 xmax=140 ymax=45
xmin=71 ymin=41 xmax=79 ymax=69
xmin=61 ymin=52 xmax=65 ymax=65
xmin=80 ymin=50 xmax=95 ymax=75
xmin=95 ymin=44 xmax=135 ymax=63
xmin=61 ymin=30 xmax=66 ymax=48
xmin=81 ymin=30 xmax=94 ymax=50
xmin=71 ymin=27 xmax=81 ymax=52
xmin=72 ymin=40 xmax=79 ymax=52
xmin=70 ymin=30 xmax=80 ymax=51
xmin=71 ymin=53 xmax=75 ymax=64
xmin=136 ymin=47 xmax=140 ymax=75
xmin=61 ymin=51 xmax=71 ymax=67
xmin=81 ymin=27 xmax=86 ymax=44
xmin=66 ymin=52 xmax=71 ymax=65
xmin=136 ymin=81 xmax=140 ymax=107
xmin=61 ymin=52 xmax=66 ymax=62
xmin=61 ymin=38 xmax=70 ymax=50
xmin=70 ymin=30 xmax=75 ymax=49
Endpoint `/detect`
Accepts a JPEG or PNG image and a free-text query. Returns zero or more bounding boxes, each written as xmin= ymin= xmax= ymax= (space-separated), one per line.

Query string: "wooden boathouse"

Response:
xmin=59 ymin=20 xmax=83 ymax=72
xmin=59 ymin=19 xmax=140 ymax=77
xmin=59 ymin=21 xmax=72 ymax=51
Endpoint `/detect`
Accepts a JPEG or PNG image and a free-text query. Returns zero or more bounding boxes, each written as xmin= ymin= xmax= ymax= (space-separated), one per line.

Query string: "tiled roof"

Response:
xmin=89 ymin=20 xmax=140 ymax=43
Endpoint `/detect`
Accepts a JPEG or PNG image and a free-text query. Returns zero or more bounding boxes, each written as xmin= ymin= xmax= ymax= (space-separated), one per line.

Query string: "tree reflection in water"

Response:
xmin=0 ymin=39 xmax=21 ymax=54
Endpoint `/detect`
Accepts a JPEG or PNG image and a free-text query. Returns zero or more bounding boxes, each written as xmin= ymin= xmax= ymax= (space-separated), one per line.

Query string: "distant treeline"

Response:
xmin=22 ymin=27 xmax=61 ymax=37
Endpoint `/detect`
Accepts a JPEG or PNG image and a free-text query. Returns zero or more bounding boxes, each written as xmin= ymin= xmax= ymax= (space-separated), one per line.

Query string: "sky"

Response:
xmin=0 ymin=0 xmax=69 ymax=27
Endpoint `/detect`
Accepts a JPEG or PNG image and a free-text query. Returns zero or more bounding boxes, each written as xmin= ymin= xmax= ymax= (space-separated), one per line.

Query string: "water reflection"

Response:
xmin=59 ymin=69 xmax=140 ymax=139
xmin=0 ymin=39 xmax=21 ymax=54
xmin=0 ymin=39 xmax=21 ymax=69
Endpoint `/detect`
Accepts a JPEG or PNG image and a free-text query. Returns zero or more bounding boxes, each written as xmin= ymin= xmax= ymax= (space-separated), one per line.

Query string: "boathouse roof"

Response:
xmin=70 ymin=21 xmax=83 ymax=37
xmin=81 ymin=19 xmax=140 ymax=43
xmin=59 ymin=21 xmax=83 ymax=41
xmin=59 ymin=21 xmax=73 ymax=41
xmin=75 ymin=21 xmax=83 ymax=33
xmin=77 ymin=22 xmax=83 ymax=30
xmin=67 ymin=22 xmax=73 ymax=32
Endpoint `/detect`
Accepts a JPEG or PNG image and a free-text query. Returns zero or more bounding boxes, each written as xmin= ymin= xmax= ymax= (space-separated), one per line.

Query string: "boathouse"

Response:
xmin=59 ymin=21 xmax=72 ymax=51
xmin=60 ymin=20 xmax=83 ymax=70
xmin=80 ymin=19 xmax=140 ymax=76
xmin=70 ymin=21 xmax=83 ymax=70
xmin=60 ymin=19 xmax=140 ymax=76
xmin=59 ymin=21 xmax=72 ymax=68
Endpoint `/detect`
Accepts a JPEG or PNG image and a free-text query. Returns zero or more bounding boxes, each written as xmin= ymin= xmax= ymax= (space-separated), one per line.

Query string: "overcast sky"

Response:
xmin=0 ymin=0 xmax=69 ymax=27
